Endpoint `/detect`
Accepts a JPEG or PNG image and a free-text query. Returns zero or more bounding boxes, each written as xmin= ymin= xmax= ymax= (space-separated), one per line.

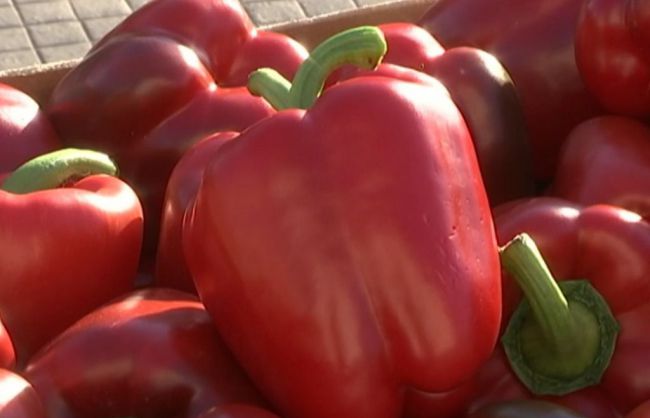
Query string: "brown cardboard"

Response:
xmin=0 ymin=0 xmax=433 ymax=106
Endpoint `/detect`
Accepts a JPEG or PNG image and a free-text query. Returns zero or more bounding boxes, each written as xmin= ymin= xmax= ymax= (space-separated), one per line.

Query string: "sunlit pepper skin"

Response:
xmin=0 ymin=83 xmax=60 ymax=175
xmin=0 ymin=369 xmax=46 ymax=418
xmin=24 ymin=288 xmax=271 ymax=418
xmin=0 ymin=319 xmax=14 ymax=370
xmin=418 ymin=0 xmax=604 ymax=180
xmin=550 ymin=116 xmax=650 ymax=220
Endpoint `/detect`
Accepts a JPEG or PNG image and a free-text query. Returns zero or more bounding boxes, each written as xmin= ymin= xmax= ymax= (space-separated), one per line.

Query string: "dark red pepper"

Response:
xmin=198 ymin=405 xmax=281 ymax=418
xmin=0 ymin=82 xmax=60 ymax=175
xmin=465 ymin=399 xmax=586 ymax=418
xmin=47 ymin=0 xmax=307 ymax=255
xmin=185 ymin=26 xmax=501 ymax=418
xmin=24 ymin=288 xmax=271 ymax=418
xmin=550 ymin=116 xmax=650 ymax=220
xmin=156 ymin=131 xmax=238 ymax=292
xmin=418 ymin=0 xmax=604 ymax=180
xmin=0 ymin=149 xmax=142 ymax=364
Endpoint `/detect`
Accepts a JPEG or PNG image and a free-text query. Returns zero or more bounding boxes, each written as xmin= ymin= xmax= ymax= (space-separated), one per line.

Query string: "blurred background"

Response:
xmin=0 ymin=0 xmax=401 ymax=71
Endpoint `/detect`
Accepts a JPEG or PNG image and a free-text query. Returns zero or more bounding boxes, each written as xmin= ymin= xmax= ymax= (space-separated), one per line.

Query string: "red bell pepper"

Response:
xmin=184 ymin=27 xmax=502 ymax=418
xmin=329 ymin=22 xmax=535 ymax=206
xmin=465 ymin=399 xmax=586 ymax=418
xmin=0 ymin=369 xmax=45 ymax=418
xmin=0 ymin=319 xmax=14 ymax=370
xmin=575 ymin=0 xmax=650 ymax=117
xmin=550 ymin=116 xmax=650 ymax=220
xmin=24 ymin=288 xmax=271 ymax=418
xmin=156 ymin=131 xmax=238 ymax=292
xmin=627 ymin=400 xmax=650 ymax=418
xmin=0 ymin=149 xmax=142 ymax=364
xmin=418 ymin=0 xmax=604 ymax=180
xmin=47 ymin=0 xmax=307 ymax=255
xmin=0 ymin=83 xmax=60 ymax=175
xmin=492 ymin=198 xmax=650 ymax=416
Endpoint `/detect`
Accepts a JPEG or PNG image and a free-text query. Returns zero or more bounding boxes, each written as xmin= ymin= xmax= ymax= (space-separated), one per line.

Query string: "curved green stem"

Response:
xmin=1 ymin=148 xmax=118 ymax=194
xmin=499 ymin=233 xmax=619 ymax=395
xmin=289 ymin=26 xmax=387 ymax=109
xmin=248 ymin=68 xmax=292 ymax=110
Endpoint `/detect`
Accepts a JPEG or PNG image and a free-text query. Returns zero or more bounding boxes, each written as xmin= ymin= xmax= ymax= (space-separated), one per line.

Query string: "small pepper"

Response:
xmin=0 ymin=149 xmax=142 ymax=364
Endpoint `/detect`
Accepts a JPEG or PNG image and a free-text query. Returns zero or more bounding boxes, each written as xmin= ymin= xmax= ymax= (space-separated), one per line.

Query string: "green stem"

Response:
xmin=289 ymin=26 xmax=386 ymax=109
xmin=1 ymin=148 xmax=118 ymax=194
xmin=248 ymin=68 xmax=292 ymax=110
xmin=499 ymin=233 xmax=619 ymax=395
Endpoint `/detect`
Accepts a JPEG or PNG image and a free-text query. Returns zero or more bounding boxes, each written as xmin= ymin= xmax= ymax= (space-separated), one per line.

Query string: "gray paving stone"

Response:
xmin=69 ymin=0 xmax=131 ymax=19
xmin=300 ymin=0 xmax=356 ymax=17
xmin=13 ymin=0 xmax=48 ymax=4
xmin=39 ymin=40 xmax=91 ymax=62
xmin=126 ymin=0 xmax=150 ymax=10
xmin=0 ymin=0 xmax=10 ymax=7
xmin=0 ymin=48 xmax=38 ymax=70
xmin=354 ymin=0 xmax=399 ymax=5
xmin=0 ymin=27 xmax=32 ymax=51
xmin=28 ymin=21 xmax=88 ymax=47
xmin=0 ymin=5 xmax=21 ymax=27
xmin=83 ymin=15 xmax=125 ymax=43
xmin=16 ymin=1 xmax=76 ymax=25
xmin=243 ymin=0 xmax=305 ymax=26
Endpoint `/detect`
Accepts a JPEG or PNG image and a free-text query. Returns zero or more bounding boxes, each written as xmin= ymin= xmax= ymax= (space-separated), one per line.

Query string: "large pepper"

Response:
xmin=47 ymin=0 xmax=306 ymax=255
xmin=575 ymin=0 xmax=650 ymax=116
xmin=0 ymin=369 xmax=45 ymax=418
xmin=0 ymin=82 xmax=60 ymax=175
xmin=418 ymin=0 xmax=604 ymax=180
xmin=24 ymin=288 xmax=272 ymax=418
xmin=328 ymin=22 xmax=534 ymax=206
xmin=184 ymin=27 xmax=502 ymax=418
xmin=550 ymin=116 xmax=650 ymax=220
xmin=156 ymin=131 xmax=238 ymax=292
xmin=0 ymin=149 xmax=142 ymax=364
xmin=492 ymin=198 xmax=650 ymax=416
xmin=466 ymin=400 xmax=586 ymax=418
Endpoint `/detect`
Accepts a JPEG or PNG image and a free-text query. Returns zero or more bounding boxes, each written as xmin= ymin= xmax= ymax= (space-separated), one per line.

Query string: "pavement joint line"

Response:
xmin=7 ymin=0 xmax=41 ymax=63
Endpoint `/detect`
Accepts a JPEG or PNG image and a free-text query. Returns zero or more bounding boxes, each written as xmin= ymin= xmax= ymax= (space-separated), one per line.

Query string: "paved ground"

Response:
xmin=0 ymin=0 xmax=401 ymax=71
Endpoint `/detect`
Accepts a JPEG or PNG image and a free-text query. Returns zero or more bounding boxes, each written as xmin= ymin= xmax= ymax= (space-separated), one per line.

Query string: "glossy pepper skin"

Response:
xmin=418 ymin=0 xmax=604 ymax=180
xmin=330 ymin=23 xmax=534 ymax=206
xmin=0 ymin=369 xmax=46 ymax=418
xmin=198 ymin=405 xmax=281 ymax=418
xmin=550 ymin=116 xmax=650 ymax=220
xmin=493 ymin=198 xmax=650 ymax=416
xmin=0 ymin=83 xmax=60 ymax=174
xmin=185 ymin=27 xmax=502 ymax=418
xmin=47 ymin=0 xmax=307 ymax=255
xmin=24 ymin=288 xmax=271 ymax=418
xmin=576 ymin=0 xmax=650 ymax=116
xmin=156 ymin=131 xmax=238 ymax=293
xmin=0 ymin=150 xmax=142 ymax=365
xmin=0 ymin=319 xmax=14 ymax=369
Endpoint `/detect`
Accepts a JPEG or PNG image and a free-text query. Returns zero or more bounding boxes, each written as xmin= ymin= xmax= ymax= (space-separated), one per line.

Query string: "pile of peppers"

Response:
xmin=1 ymin=0 xmax=650 ymax=417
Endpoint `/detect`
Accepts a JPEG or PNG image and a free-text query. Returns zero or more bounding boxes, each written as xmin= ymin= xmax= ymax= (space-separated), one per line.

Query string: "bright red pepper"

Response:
xmin=418 ymin=0 xmax=604 ymax=180
xmin=329 ymin=22 xmax=534 ymax=206
xmin=47 ymin=0 xmax=307 ymax=255
xmin=0 ymin=83 xmax=60 ymax=175
xmin=493 ymin=198 xmax=650 ymax=416
xmin=550 ymin=116 xmax=650 ymax=220
xmin=24 ymin=288 xmax=271 ymax=418
xmin=184 ymin=27 xmax=501 ymax=418
xmin=465 ymin=399 xmax=587 ymax=418
xmin=0 ymin=149 xmax=142 ymax=364
xmin=156 ymin=131 xmax=238 ymax=292
xmin=0 ymin=369 xmax=45 ymax=418
xmin=576 ymin=0 xmax=650 ymax=116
